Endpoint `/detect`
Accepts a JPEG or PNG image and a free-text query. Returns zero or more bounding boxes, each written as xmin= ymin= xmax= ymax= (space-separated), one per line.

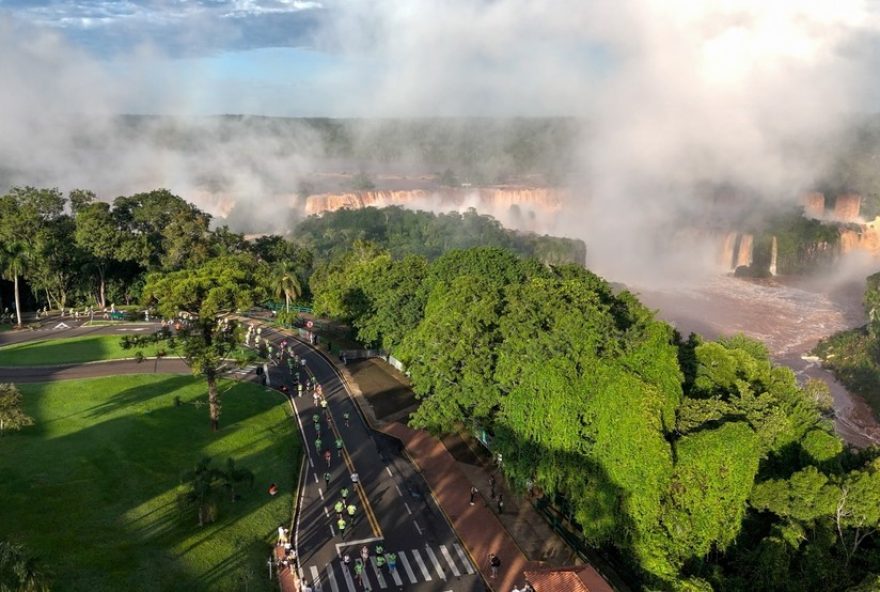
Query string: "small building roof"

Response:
xmin=523 ymin=564 xmax=614 ymax=592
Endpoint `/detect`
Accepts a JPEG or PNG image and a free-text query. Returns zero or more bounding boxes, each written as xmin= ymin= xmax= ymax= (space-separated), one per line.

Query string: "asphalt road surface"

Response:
xmin=255 ymin=325 xmax=486 ymax=592
xmin=0 ymin=319 xmax=487 ymax=592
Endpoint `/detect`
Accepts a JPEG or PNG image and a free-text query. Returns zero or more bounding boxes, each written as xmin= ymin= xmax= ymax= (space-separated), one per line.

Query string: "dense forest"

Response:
xmin=295 ymin=206 xmax=586 ymax=265
xmin=308 ymin=243 xmax=880 ymax=591
xmin=3 ymin=185 xmax=880 ymax=590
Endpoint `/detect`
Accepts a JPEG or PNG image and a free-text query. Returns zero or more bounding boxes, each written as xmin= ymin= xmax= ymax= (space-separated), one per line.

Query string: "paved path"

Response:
xmin=0 ymin=358 xmax=191 ymax=382
xmin=252 ymin=323 xmax=485 ymax=592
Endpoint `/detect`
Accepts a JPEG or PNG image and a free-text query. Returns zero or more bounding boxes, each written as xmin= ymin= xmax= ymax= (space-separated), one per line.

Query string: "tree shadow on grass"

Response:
xmin=0 ymin=378 xmax=299 ymax=592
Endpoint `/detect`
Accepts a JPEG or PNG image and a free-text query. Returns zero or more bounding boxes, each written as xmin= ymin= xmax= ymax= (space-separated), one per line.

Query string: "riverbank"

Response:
xmin=637 ymin=274 xmax=880 ymax=447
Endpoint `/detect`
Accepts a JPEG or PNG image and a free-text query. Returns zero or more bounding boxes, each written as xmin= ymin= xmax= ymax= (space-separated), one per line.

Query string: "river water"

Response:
xmin=636 ymin=275 xmax=880 ymax=447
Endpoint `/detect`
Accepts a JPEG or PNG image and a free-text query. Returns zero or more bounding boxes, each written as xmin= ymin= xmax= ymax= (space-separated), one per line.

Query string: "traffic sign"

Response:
xmin=306 ymin=320 xmax=314 ymax=328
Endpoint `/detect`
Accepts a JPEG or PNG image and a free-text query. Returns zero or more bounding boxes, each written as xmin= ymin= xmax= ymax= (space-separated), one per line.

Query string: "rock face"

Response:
xmin=303 ymin=186 xmax=566 ymax=232
xmin=840 ymin=217 xmax=880 ymax=256
xmin=834 ymin=193 xmax=862 ymax=222
xmin=802 ymin=192 xmax=826 ymax=219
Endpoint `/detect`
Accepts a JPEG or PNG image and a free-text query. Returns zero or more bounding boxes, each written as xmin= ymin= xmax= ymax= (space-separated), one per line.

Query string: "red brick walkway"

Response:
xmin=382 ymin=421 xmax=532 ymax=591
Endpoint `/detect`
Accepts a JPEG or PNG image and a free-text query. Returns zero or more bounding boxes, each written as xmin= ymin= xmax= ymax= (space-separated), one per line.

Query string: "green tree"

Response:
xmin=74 ymin=201 xmax=136 ymax=308
xmin=178 ymin=458 xmax=225 ymax=527
xmin=272 ymin=263 xmax=303 ymax=313
xmin=0 ymin=540 xmax=50 ymax=592
xmin=138 ymin=254 xmax=268 ymax=430
xmin=0 ymin=384 xmax=34 ymax=436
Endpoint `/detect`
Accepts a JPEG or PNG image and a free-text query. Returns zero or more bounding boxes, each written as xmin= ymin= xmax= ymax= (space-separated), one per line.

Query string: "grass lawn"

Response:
xmin=0 ymin=375 xmax=299 ymax=592
xmin=0 ymin=335 xmax=178 ymax=366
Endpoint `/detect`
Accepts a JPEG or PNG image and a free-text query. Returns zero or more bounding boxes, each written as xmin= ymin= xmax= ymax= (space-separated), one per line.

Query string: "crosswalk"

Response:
xmin=300 ymin=544 xmax=475 ymax=591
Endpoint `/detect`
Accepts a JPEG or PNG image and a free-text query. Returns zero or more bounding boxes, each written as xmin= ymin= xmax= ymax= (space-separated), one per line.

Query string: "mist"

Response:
xmin=2 ymin=1 xmax=880 ymax=282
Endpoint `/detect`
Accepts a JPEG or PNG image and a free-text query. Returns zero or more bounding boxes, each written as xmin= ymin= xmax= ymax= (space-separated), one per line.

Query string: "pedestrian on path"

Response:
xmin=297 ymin=383 xmax=303 ymax=398
xmin=360 ymin=546 xmax=370 ymax=564
xmin=375 ymin=554 xmax=386 ymax=569
xmin=469 ymin=486 xmax=478 ymax=506
xmin=341 ymin=487 xmax=350 ymax=501
xmin=351 ymin=472 xmax=359 ymax=487
xmin=489 ymin=553 xmax=501 ymax=579
xmin=337 ymin=517 xmax=347 ymax=538
xmin=343 ymin=553 xmax=351 ymax=569
xmin=375 ymin=543 xmax=384 ymax=556
xmin=346 ymin=503 xmax=356 ymax=521
xmin=343 ymin=412 xmax=350 ymax=428
xmin=315 ymin=437 xmax=322 ymax=452
xmin=336 ymin=438 xmax=344 ymax=457
xmin=324 ymin=449 xmax=332 ymax=467
xmin=497 ymin=493 xmax=504 ymax=515
xmin=385 ymin=552 xmax=397 ymax=571
xmin=324 ymin=472 xmax=331 ymax=487
xmin=313 ymin=391 xmax=320 ymax=406
xmin=312 ymin=413 xmax=320 ymax=426
xmin=335 ymin=500 xmax=344 ymax=518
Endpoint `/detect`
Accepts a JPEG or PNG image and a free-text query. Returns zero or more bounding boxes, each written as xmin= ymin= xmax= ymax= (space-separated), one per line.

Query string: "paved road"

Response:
xmin=0 ymin=320 xmax=486 ymax=591
xmin=254 ymin=325 xmax=485 ymax=592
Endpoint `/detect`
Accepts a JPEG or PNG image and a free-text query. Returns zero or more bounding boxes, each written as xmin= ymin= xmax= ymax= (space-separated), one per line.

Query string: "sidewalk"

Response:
xmin=326 ymin=352 xmax=580 ymax=591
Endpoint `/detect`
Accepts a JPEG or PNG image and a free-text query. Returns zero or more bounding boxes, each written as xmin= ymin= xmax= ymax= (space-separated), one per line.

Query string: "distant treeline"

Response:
xmin=117 ymin=115 xmax=582 ymax=184
xmin=295 ymin=206 xmax=586 ymax=266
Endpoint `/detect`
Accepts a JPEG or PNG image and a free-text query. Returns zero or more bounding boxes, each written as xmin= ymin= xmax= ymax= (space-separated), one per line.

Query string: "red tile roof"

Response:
xmin=524 ymin=564 xmax=614 ymax=592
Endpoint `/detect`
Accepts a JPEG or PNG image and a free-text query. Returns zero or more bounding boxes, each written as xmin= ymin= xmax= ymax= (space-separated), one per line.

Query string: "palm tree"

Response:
xmin=0 ymin=243 xmax=28 ymax=327
xmin=273 ymin=265 xmax=302 ymax=313
xmin=222 ymin=458 xmax=255 ymax=503
xmin=179 ymin=458 xmax=224 ymax=527
xmin=0 ymin=540 xmax=50 ymax=592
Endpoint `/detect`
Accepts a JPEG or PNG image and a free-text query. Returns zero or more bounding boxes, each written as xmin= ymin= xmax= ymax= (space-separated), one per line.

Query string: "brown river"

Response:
xmin=636 ymin=275 xmax=880 ymax=447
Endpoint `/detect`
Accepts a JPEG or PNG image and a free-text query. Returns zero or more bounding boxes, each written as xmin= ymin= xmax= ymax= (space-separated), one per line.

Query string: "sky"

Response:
xmin=3 ymin=0 xmax=880 ymax=281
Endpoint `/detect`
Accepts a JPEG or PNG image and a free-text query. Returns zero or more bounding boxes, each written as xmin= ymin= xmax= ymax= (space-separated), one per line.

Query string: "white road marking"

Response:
xmin=313 ymin=473 xmax=319 ymax=483
xmin=413 ymin=520 xmax=423 ymax=535
xmin=326 ymin=563 xmax=340 ymax=592
xmin=394 ymin=484 xmax=402 ymax=496
xmin=341 ymin=563 xmax=357 ymax=592
xmin=404 ymin=502 xmax=412 ymax=515
xmin=425 ymin=546 xmax=446 ymax=580
xmin=385 ymin=466 xmax=393 ymax=477
xmin=324 ymin=506 xmax=330 ymax=518
xmin=318 ymin=488 xmax=325 ymax=501
xmin=370 ymin=557 xmax=388 ymax=589
xmin=410 ymin=549 xmax=432 ymax=581
xmin=309 ymin=565 xmax=321 ymax=588
xmin=440 ymin=546 xmax=461 ymax=577
xmin=388 ymin=562 xmax=404 ymax=586
xmin=329 ymin=525 xmax=335 ymax=537
xmin=453 ymin=543 xmax=474 ymax=574
xmin=397 ymin=551 xmax=419 ymax=584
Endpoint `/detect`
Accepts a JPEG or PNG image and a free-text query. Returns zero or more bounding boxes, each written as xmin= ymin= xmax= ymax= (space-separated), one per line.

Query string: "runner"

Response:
xmin=324 ymin=449 xmax=332 ymax=468
xmin=335 ymin=437 xmax=344 ymax=457
xmin=315 ymin=437 xmax=322 ymax=452
xmin=337 ymin=516 xmax=347 ymax=538
xmin=360 ymin=546 xmax=370 ymax=563
xmin=354 ymin=559 xmax=365 ymax=585
xmin=386 ymin=552 xmax=397 ymax=572
xmin=334 ymin=500 xmax=344 ymax=518
xmin=343 ymin=412 xmax=351 ymax=428
xmin=340 ymin=486 xmax=350 ymax=501
xmin=324 ymin=471 xmax=331 ymax=487
xmin=346 ymin=503 xmax=356 ymax=521
xmin=375 ymin=553 xmax=386 ymax=570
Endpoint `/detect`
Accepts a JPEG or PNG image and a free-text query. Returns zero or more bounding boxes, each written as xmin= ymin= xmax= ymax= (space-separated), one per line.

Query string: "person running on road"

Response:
xmin=324 ymin=449 xmax=332 ymax=467
xmin=313 ymin=391 xmax=320 ymax=407
xmin=335 ymin=437 xmax=344 ymax=457
xmin=346 ymin=503 xmax=356 ymax=521
xmin=320 ymin=397 xmax=329 ymax=417
xmin=386 ymin=552 xmax=397 ymax=571
xmin=343 ymin=412 xmax=351 ymax=428
xmin=334 ymin=500 xmax=344 ymax=518
xmin=312 ymin=413 xmax=320 ymax=425
xmin=340 ymin=486 xmax=350 ymax=500
xmin=354 ymin=559 xmax=365 ymax=585
xmin=337 ymin=517 xmax=347 ymax=538
xmin=375 ymin=544 xmax=384 ymax=556
xmin=314 ymin=437 xmax=322 ymax=452
xmin=360 ymin=546 xmax=370 ymax=563
xmin=297 ymin=383 xmax=303 ymax=397
xmin=375 ymin=553 xmax=386 ymax=569
xmin=324 ymin=471 xmax=331 ymax=487
xmin=343 ymin=553 xmax=351 ymax=570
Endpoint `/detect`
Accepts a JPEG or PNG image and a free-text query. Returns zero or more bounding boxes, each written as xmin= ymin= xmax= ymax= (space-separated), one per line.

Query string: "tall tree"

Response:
xmin=138 ymin=254 xmax=269 ymax=430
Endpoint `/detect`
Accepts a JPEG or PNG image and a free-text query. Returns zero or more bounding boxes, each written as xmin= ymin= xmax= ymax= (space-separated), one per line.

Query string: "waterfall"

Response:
xmin=719 ymin=232 xmax=738 ymax=270
xmin=735 ymin=234 xmax=754 ymax=268
xmin=769 ymin=236 xmax=778 ymax=276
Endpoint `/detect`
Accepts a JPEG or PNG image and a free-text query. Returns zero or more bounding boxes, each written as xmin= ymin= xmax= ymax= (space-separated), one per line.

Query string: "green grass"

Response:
xmin=0 ymin=335 xmax=178 ymax=366
xmin=0 ymin=374 xmax=299 ymax=592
